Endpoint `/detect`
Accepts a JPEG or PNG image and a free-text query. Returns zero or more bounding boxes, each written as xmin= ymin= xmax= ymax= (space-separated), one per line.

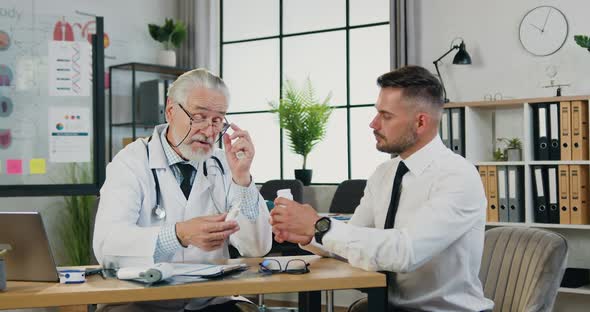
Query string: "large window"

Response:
xmin=221 ymin=0 xmax=390 ymax=183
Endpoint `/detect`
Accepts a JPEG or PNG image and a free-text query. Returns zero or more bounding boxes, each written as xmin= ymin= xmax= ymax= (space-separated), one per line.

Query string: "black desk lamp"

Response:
xmin=433 ymin=40 xmax=472 ymax=102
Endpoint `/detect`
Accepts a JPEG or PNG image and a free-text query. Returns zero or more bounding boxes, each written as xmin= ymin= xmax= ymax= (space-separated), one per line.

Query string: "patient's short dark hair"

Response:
xmin=377 ymin=66 xmax=444 ymax=113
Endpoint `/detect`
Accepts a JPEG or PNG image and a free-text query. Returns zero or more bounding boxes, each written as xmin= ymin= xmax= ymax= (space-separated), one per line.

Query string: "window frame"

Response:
xmin=220 ymin=0 xmax=389 ymax=184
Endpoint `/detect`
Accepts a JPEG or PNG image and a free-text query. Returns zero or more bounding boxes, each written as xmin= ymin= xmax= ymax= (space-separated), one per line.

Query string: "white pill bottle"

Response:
xmin=276 ymin=189 xmax=293 ymax=201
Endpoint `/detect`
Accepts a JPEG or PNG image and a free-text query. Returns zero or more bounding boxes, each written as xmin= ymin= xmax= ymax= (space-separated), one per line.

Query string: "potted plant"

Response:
xmin=497 ymin=137 xmax=522 ymax=161
xmin=574 ymin=35 xmax=590 ymax=52
xmin=59 ymin=163 xmax=96 ymax=265
xmin=270 ymin=78 xmax=333 ymax=185
xmin=148 ymin=18 xmax=187 ymax=67
xmin=0 ymin=244 xmax=10 ymax=290
xmin=493 ymin=147 xmax=505 ymax=161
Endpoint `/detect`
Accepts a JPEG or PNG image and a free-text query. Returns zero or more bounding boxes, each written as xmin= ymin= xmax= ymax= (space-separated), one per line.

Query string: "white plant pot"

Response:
xmin=506 ymin=148 xmax=522 ymax=161
xmin=157 ymin=50 xmax=176 ymax=67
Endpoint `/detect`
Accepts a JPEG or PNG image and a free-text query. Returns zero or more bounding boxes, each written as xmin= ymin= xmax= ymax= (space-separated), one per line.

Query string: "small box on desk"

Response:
xmin=560 ymin=268 xmax=590 ymax=288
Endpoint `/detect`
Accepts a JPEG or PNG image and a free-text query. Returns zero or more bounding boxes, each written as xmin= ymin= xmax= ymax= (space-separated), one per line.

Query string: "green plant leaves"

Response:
xmin=148 ymin=24 xmax=160 ymax=42
xmin=574 ymin=35 xmax=590 ymax=49
xmin=269 ymin=78 xmax=333 ymax=169
xmin=61 ymin=195 xmax=95 ymax=266
xmin=59 ymin=164 xmax=96 ymax=266
xmin=147 ymin=18 xmax=187 ymax=49
xmin=171 ymin=21 xmax=187 ymax=49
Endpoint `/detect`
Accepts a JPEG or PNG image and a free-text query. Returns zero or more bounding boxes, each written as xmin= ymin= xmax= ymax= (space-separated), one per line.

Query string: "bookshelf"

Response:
xmin=445 ymin=95 xmax=590 ymax=225
xmin=446 ymin=95 xmax=590 ymax=297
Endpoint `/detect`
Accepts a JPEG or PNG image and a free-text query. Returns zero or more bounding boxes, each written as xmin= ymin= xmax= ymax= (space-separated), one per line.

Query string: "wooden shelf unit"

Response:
xmin=448 ymin=96 xmax=590 ymax=299
xmin=445 ymin=95 xmax=590 ymax=225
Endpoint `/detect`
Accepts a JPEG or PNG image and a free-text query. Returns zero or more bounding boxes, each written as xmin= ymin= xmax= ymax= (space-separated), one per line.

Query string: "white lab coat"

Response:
xmin=93 ymin=125 xmax=272 ymax=268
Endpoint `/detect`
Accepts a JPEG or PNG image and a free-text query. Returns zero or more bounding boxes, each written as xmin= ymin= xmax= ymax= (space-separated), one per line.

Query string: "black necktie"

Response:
xmin=384 ymin=161 xmax=409 ymax=229
xmin=177 ymin=163 xmax=195 ymax=199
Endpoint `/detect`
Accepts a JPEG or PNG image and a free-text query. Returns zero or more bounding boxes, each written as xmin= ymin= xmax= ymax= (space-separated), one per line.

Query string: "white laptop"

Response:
xmin=0 ymin=212 xmax=60 ymax=282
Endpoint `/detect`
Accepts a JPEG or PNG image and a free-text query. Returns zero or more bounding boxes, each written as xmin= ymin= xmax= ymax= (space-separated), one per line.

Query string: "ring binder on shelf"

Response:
xmin=533 ymin=166 xmax=549 ymax=223
xmin=533 ymin=104 xmax=550 ymax=160
xmin=548 ymin=166 xmax=560 ymax=224
xmin=549 ymin=103 xmax=560 ymax=160
xmin=507 ymin=166 xmax=524 ymax=223
xmin=558 ymin=165 xmax=571 ymax=224
xmin=498 ymin=166 xmax=509 ymax=222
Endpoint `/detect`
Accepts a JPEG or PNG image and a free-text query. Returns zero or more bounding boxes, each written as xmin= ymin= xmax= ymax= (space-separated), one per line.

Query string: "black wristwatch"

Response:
xmin=314 ymin=217 xmax=332 ymax=245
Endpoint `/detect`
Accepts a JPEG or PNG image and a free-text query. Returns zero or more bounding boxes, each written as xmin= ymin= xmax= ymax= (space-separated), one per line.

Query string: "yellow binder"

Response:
xmin=560 ymin=101 xmax=572 ymax=160
xmin=570 ymin=165 xmax=588 ymax=224
xmin=487 ymin=166 xmax=499 ymax=222
xmin=571 ymin=101 xmax=589 ymax=160
xmin=558 ymin=165 xmax=570 ymax=224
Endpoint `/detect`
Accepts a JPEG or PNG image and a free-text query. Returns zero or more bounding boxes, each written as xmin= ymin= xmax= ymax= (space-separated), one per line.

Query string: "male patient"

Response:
xmin=270 ymin=66 xmax=494 ymax=312
xmin=94 ymin=69 xmax=271 ymax=312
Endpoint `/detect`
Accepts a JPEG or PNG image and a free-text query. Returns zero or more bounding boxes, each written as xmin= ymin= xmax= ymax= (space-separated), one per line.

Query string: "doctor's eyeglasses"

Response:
xmin=177 ymin=103 xmax=230 ymax=141
xmin=258 ymin=259 xmax=310 ymax=275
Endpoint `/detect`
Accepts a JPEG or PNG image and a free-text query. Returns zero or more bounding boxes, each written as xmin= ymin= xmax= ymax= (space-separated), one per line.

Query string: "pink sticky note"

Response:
xmin=6 ymin=159 xmax=23 ymax=175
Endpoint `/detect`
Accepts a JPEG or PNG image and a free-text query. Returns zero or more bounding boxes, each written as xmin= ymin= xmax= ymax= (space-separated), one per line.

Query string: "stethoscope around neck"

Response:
xmin=145 ymin=136 xmax=226 ymax=220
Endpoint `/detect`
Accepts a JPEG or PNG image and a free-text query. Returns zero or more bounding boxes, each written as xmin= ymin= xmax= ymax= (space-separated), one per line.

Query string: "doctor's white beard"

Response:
xmin=177 ymin=134 xmax=216 ymax=162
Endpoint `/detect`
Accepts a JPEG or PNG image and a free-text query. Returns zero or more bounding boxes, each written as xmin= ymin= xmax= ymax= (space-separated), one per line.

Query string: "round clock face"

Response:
xmin=519 ymin=6 xmax=568 ymax=56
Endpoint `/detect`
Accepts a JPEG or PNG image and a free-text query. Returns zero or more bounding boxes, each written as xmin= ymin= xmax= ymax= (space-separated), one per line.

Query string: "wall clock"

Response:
xmin=519 ymin=6 xmax=568 ymax=56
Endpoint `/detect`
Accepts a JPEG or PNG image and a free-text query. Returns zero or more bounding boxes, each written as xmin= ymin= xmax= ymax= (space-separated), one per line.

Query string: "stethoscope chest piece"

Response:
xmin=153 ymin=205 xmax=166 ymax=220
xmin=145 ymin=135 xmax=226 ymax=222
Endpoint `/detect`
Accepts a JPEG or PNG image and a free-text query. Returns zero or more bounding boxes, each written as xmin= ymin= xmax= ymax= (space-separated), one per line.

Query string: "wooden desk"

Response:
xmin=0 ymin=256 xmax=387 ymax=312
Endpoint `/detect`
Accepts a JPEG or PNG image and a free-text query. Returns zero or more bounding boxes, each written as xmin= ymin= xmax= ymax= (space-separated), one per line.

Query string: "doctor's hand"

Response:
xmin=175 ymin=213 xmax=239 ymax=251
xmin=270 ymin=198 xmax=320 ymax=245
xmin=223 ymin=123 xmax=254 ymax=187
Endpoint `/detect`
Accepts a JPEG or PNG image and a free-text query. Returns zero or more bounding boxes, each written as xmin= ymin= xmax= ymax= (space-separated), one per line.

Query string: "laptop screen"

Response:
xmin=0 ymin=212 xmax=59 ymax=282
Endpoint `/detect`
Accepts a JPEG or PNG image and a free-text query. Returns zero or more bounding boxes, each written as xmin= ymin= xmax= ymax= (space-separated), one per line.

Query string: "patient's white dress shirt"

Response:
xmin=304 ymin=136 xmax=494 ymax=312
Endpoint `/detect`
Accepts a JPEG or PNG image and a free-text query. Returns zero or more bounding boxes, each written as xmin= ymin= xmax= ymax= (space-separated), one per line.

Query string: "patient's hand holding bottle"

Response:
xmin=276 ymin=189 xmax=293 ymax=203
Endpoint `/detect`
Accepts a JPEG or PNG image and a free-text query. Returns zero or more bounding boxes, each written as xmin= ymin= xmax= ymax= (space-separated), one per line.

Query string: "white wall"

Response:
xmin=411 ymin=0 xmax=590 ymax=102
xmin=37 ymin=0 xmax=178 ymax=67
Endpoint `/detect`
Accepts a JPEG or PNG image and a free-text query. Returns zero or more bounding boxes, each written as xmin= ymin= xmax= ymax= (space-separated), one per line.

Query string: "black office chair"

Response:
xmin=259 ymin=179 xmax=310 ymax=256
xmin=260 ymin=179 xmax=304 ymax=203
xmin=329 ymin=179 xmax=367 ymax=214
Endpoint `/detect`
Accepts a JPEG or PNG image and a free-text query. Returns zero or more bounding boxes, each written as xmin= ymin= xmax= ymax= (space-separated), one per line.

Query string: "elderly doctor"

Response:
xmin=93 ymin=69 xmax=271 ymax=312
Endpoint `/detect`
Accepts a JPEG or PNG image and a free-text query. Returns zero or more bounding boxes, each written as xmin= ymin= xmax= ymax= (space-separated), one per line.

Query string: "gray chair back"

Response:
xmin=480 ymin=227 xmax=568 ymax=312
xmin=329 ymin=179 xmax=366 ymax=214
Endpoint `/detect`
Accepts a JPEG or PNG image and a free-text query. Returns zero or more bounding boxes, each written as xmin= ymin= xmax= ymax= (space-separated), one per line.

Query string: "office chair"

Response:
xmin=234 ymin=179 xmax=303 ymax=259
xmin=258 ymin=179 xmax=306 ymax=311
xmin=259 ymin=179 xmax=307 ymax=256
xmin=479 ymin=227 xmax=567 ymax=312
xmin=329 ymin=179 xmax=366 ymax=214
xmin=347 ymin=227 xmax=568 ymax=312
xmin=260 ymin=179 xmax=304 ymax=203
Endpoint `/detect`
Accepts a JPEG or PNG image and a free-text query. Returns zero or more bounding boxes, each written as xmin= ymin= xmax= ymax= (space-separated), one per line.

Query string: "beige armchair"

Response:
xmin=348 ymin=226 xmax=568 ymax=312
xmin=480 ymin=227 xmax=567 ymax=312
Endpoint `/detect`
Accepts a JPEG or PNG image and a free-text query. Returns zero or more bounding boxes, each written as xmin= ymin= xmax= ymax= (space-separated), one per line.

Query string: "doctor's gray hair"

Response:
xmin=167 ymin=68 xmax=230 ymax=106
